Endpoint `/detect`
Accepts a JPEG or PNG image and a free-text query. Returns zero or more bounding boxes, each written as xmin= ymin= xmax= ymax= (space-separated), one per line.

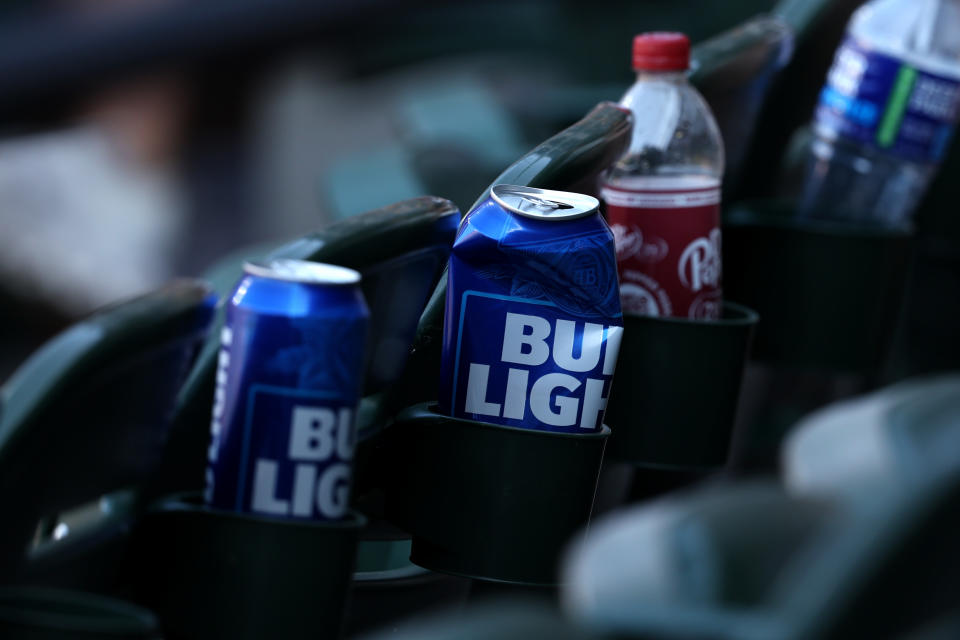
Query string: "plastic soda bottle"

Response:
xmin=600 ymin=32 xmax=725 ymax=320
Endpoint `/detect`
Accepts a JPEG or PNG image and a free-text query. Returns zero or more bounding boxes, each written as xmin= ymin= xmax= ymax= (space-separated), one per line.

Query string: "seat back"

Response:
xmin=690 ymin=15 xmax=794 ymax=196
xmin=0 ymin=280 xmax=215 ymax=578
xmin=563 ymin=376 xmax=960 ymax=640
xmin=731 ymin=0 xmax=862 ymax=200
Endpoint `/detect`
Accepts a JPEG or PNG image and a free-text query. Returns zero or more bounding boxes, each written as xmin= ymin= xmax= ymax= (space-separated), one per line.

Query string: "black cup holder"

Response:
xmin=604 ymin=302 xmax=758 ymax=471
xmin=129 ymin=493 xmax=364 ymax=640
xmin=385 ymin=403 xmax=609 ymax=585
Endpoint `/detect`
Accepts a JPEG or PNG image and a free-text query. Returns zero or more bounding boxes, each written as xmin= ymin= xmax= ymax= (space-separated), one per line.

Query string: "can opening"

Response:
xmin=491 ymin=184 xmax=599 ymax=221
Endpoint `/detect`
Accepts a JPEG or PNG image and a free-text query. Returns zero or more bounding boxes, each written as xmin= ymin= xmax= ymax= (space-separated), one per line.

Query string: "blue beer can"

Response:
xmin=205 ymin=259 xmax=369 ymax=520
xmin=439 ymin=185 xmax=623 ymax=433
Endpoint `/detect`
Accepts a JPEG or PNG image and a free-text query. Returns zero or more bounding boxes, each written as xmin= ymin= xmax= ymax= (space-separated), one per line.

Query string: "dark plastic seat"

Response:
xmin=0 ymin=585 xmax=161 ymax=639
xmin=690 ymin=14 xmax=793 ymax=195
xmin=735 ymin=0 xmax=863 ymax=201
xmin=0 ymin=280 xmax=216 ymax=581
xmin=563 ymin=375 xmax=960 ymax=640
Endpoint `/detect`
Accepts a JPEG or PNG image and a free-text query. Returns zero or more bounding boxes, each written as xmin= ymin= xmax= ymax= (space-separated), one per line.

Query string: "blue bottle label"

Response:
xmin=815 ymin=36 xmax=960 ymax=163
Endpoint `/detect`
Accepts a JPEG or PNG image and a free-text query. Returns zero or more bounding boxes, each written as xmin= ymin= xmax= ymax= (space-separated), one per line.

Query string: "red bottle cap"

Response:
xmin=632 ymin=32 xmax=690 ymax=71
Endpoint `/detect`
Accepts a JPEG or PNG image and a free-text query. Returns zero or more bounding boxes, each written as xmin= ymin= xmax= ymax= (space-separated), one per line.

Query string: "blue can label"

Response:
xmin=815 ymin=35 xmax=960 ymax=163
xmin=440 ymin=194 xmax=623 ymax=433
xmin=448 ymin=293 xmax=621 ymax=432
xmin=232 ymin=385 xmax=354 ymax=519
xmin=206 ymin=299 xmax=365 ymax=520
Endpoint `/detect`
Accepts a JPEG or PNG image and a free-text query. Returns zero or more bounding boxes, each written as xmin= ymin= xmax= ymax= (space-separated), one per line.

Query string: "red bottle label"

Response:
xmin=601 ymin=178 xmax=722 ymax=320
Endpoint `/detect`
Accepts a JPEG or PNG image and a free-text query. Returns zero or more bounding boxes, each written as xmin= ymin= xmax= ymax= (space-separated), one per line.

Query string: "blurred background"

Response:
xmin=0 ymin=0 xmax=814 ymax=381
xmin=2 ymin=0 xmax=957 ymax=399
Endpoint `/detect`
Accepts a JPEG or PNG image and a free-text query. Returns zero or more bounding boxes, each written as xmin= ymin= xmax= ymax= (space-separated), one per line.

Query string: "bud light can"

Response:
xmin=205 ymin=259 xmax=369 ymax=521
xmin=439 ymin=185 xmax=623 ymax=433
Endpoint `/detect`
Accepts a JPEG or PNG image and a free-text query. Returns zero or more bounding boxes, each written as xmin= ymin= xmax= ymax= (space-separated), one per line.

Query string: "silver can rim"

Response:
xmin=243 ymin=258 xmax=361 ymax=285
xmin=491 ymin=184 xmax=599 ymax=221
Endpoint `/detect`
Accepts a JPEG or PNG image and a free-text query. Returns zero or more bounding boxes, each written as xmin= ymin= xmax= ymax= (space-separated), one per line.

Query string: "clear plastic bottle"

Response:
xmin=600 ymin=33 xmax=725 ymax=320
xmin=796 ymin=0 xmax=960 ymax=228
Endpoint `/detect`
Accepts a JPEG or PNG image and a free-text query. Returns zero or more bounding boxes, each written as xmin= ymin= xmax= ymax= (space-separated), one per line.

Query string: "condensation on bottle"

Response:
xmin=797 ymin=0 xmax=960 ymax=229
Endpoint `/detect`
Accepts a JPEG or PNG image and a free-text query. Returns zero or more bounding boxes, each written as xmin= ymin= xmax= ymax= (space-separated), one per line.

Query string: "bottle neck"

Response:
xmin=634 ymin=69 xmax=689 ymax=83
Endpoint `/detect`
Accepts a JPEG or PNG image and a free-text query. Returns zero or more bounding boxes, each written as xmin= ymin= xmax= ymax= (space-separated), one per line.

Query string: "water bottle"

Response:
xmin=797 ymin=0 xmax=960 ymax=228
xmin=600 ymin=33 xmax=725 ymax=320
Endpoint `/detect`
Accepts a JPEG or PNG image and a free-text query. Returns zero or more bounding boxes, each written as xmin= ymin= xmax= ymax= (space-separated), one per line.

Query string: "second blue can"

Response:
xmin=205 ymin=259 xmax=369 ymax=521
xmin=439 ymin=185 xmax=623 ymax=433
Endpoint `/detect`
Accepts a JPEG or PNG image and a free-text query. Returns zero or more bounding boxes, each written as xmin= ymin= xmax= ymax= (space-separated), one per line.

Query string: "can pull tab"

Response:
xmin=490 ymin=184 xmax=599 ymax=220
xmin=518 ymin=195 xmax=574 ymax=214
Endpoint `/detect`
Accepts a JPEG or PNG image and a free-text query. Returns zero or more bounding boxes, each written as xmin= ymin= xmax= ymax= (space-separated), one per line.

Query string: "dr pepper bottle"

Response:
xmin=600 ymin=32 xmax=725 ymax=320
